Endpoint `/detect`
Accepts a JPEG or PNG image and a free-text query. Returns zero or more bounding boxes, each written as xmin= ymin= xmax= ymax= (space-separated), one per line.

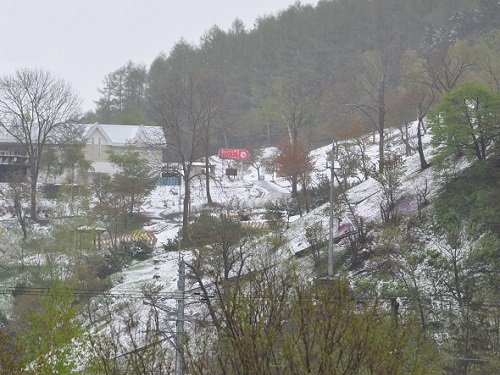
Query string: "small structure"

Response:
xmin=157 ymin=172 xmax=182 ymax=186
xmin=76 ymin=225 xmax=107 ymax=251
xmin=226 ymin=168 xmax=237 ymax=176
xmin=157 ymin=164 xmax=182 ymax=186
xmin=191 ymin=161 xmax=215 ymax=176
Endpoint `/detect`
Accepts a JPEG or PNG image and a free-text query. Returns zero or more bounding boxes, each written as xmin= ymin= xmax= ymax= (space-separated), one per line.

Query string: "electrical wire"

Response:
xmin=1 ymin=285 xmax=499 ymax=308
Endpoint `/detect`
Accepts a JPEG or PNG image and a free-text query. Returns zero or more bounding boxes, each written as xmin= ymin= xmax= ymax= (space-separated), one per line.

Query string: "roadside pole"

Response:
xmin=175 ymin=175 xmax=185 ymax=375
xmin=328 ymin=141 xmax=335 ymax=278
xmin=174 ymin=258 xmax=185 ymax=375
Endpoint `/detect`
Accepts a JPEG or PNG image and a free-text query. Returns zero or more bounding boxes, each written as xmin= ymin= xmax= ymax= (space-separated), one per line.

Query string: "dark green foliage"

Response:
xmin=116 ymin=238 xmax=154 ymax=261
xmin=434 ymin=158 xmax=500 ymax=237
xmin=428 ymin=82 xmax=500 ymax=168
xmin=264 ymin=197 xmax=299 ymax=241
xmin=71 ymin=261 xmax=112 ymax=298
xmin=305 ymin=221 xmax=325 ymax=264
xmin=185 ymin=213 xmax=252 ymax=284
xmin=187 ymin=212 xmax=243 ymax=249
xmin=163 ymin=237 xmax=180 ymax=253
xmin=107 ymin=147 xmax=157 ymax=216
xmin=369 ymin=155 xmax=499 ymax=374
xmin=0 ymin=329 xmax=24 ymax=374
xmin=92 ymin=150 xmax=155 ymax=249
xmin=265 ymin=197 xmax=299 ymax=220
xmin=41 ymin=142 xmax=89 ymax=185
xmin=15 ymin=281 xmax=82 ymax=374
xmin=93 ymin=252 xmax=123 ymax=280
xmin=308 ymin=173 xmax=330 ymax=207
xmin=93 ymin=239 xmax=154 ymax=279
xmin=94 ymin=61 xmax=148 ymax=124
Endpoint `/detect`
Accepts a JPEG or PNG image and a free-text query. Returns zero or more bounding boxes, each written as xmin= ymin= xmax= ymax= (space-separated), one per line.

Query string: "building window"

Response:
xmin=98 ymin=138 xmax=101 ymax=155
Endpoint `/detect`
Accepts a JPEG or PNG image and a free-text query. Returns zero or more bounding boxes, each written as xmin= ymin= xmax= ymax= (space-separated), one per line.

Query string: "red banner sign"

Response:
xmin=218 ymin=148 xmax=251 ymax=161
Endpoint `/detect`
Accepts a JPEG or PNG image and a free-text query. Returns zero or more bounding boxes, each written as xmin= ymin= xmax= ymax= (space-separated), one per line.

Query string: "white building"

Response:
xmin=82 ymin=123 xmax=165 ymax=175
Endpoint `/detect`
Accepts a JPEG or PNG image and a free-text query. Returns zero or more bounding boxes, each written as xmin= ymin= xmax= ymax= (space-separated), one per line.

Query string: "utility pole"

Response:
xmin=174 ymin=257 xmax=185 ymax=375
xmin=174 ymin=173 xmax=185 ymax=375
xmin=328 ymin=140 xmax=335 ymax=278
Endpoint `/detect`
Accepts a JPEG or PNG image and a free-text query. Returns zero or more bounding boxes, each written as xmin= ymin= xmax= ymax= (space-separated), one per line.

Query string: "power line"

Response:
xmin=1 ymin=285 xmax=499 ymax=307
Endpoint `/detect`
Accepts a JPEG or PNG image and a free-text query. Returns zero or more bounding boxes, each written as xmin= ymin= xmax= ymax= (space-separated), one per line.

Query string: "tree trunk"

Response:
xmin=417 ymin=119 xmax=430 ymax=170
xmin=411 ymin=275 xmax=427 ymax=333
xmin=291 ymin=174 xmax=298 ymax=197
xmin=182 ymin=178 xmax=190 ymax=239
xmin=470 ymin=132 xmax=483 ymax=160
xmin=303 ymin=183 xmax=310 ymax=213
xmin=204 ymin=156 xmax=213 ymax=206
xmin=405 ymin=123 xmax=412 ymax=156
xmin=287 ymin=123 xmax=294 ymax=145
xmin=377 ymin=89 xmax=386 ymax=173
xmin=264 ymin=111 xmax=271 ymax=146
xmin=378 ymin=130 xmax=385 ymax=173
xmin=30 ymin=172 xmax=38 ymax=221
xmin=296 ymin=189 xmax=302 ymax=217
xmin=479 ymin=135 xmax=487 ymax=160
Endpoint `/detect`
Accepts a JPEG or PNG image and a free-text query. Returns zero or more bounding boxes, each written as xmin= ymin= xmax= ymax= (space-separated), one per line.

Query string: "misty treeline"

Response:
xmin=87 ymin=0 xmax=499 ymax=151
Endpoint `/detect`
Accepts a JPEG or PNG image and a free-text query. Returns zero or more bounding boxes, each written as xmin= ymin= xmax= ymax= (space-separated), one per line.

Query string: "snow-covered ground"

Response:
xmin=99 ymin=122 xmax=439 ymax=322
xmin=2 ymin=121 xmax=452 ymax=361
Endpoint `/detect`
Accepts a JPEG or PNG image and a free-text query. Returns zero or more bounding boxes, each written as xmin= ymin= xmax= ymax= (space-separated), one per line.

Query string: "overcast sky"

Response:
xmin=0 ymin=0 xmax=318 ymax=112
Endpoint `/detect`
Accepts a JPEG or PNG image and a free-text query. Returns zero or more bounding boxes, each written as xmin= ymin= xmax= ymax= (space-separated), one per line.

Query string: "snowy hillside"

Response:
xmin=80 ymin=122 xmax=445 ymax=355
xmin=4 ymin=118 xmax=494 ymax=371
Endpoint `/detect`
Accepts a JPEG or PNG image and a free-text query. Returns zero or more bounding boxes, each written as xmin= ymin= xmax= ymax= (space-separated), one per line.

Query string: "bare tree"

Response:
xmin=84 ymin=295 xmax=172 ymax=374
xmin=336 ymin=141 xmax=368 ymax=190
xmin=267 ymin=71 xmax=323 ymax=195
xmin=271 ymin=71 xmax=323 ymax=146
xmin=91 ymin=173 xmax=127 ymax=251
xmin=198 ymin=73 xmax=225 ymax=206
xmin=274 ymin=139 xmax=315 ymax=214
xmin=422 ymin=40 xmax=476 ymax=95
xmin=347 ymin=49 xmax=400 ymax=173
xmin=414 ymin=85 xmax=433 ymax=170
xmin=370 ymin=154 xmax=405 ymax=223
xmin=185 ymin=214 xmax=253 ymax=336
xmin=0 ymin=68 xmax=81 ymax=221
xmin=246 ymin=146 xmax=265 ymax=180
xmin=474 ymin=30 xmax=500 ymax=92
xmin=149 ymin=68 xmax=215 ymax=237
xmin=401 ymin=50 xmax=441 ymax=170
xmin=386 ymin=88 xmax=416 ymax=157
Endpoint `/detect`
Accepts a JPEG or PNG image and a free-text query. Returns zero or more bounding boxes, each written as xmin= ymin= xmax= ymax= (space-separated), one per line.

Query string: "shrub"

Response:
xmin=117 ymin=239 xmax=154 ymax=261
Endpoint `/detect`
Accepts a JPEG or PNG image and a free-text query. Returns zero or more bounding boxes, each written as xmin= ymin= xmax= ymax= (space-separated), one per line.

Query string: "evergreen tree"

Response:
xmin=95 ymin=61 xmax=147 ymax=124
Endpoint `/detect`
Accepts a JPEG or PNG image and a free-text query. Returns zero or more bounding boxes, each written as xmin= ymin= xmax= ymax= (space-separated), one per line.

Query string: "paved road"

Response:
xmin=253 ymin=179 xmax=290 ymax=206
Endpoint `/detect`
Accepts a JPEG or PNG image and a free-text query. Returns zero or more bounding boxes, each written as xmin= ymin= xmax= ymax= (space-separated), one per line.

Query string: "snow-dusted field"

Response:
xmin=103 ymin=123 xmax=440 ymax=312
xmin=3 ymin=121 xmax=457 ymax=362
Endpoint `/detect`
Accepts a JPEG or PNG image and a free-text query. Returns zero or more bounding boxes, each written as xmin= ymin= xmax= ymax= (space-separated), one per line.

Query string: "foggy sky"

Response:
xmin=0 ymin=0 xmax=318 ymax=112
